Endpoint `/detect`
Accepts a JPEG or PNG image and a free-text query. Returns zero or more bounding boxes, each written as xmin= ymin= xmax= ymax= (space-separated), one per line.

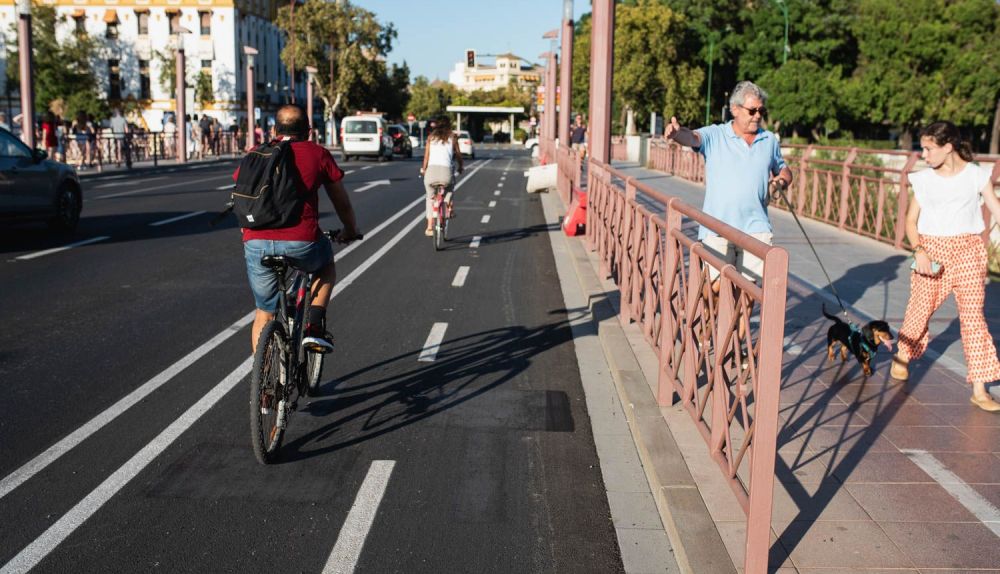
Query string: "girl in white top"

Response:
xmin=419 ymin=116 xmax=464 ymax=236
xmin=892 ymin=121 xmax=1000 ymax=412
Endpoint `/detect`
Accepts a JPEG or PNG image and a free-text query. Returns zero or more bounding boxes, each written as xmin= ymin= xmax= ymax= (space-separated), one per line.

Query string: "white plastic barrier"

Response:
xmin=525 ymin=163 xmax=558 ymax=194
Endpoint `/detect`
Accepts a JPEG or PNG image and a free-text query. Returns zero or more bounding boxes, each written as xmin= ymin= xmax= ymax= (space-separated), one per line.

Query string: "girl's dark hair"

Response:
xmin=920 ymin=121 xmax=974 ymax=162
xmin=429 ymin=115 xmax=452 ymax=142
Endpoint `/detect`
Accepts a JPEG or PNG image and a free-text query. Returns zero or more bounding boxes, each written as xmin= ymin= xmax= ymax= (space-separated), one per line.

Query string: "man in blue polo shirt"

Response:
xmin=664 ymin=81 xmax=792 ymax=288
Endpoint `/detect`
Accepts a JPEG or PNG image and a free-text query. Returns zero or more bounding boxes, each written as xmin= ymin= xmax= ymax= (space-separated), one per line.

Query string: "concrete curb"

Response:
xmin=546 ymin=192 xmax=736 ymax=574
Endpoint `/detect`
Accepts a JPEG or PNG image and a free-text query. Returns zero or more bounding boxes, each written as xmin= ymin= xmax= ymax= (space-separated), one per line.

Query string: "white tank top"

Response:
xmin=426 ymin=136 xmax=454 ymax=167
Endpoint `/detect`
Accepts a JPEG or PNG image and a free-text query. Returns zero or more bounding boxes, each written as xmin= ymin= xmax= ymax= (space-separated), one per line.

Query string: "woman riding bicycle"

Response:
xmin=420 ymin=115 xmax=464 ymax=236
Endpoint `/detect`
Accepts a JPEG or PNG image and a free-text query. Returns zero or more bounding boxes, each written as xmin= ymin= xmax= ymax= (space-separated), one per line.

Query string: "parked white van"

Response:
xmin=341 ymin=114 xmax=393 ymax=162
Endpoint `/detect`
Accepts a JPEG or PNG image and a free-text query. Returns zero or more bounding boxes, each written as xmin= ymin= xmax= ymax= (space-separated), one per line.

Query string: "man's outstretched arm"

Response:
xmin=663 ymin=116 xmax=701 ymax=149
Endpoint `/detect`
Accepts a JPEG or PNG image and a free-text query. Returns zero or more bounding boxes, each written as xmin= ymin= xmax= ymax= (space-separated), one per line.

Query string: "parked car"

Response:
xmin=0 ymin=127 xmax=82 ymax=231
xmin=456 ymin=130 xmax=474 ymax=159
xmin=386 ymin=124 xmax=413 ymax=158
xmin=340 ymin=114 xmax=393 ymax=162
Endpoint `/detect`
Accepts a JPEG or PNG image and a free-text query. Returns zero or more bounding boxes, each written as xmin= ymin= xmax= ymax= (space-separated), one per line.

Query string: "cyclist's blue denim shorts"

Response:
xmin=243 ymin=239 xmax=333 ymax=312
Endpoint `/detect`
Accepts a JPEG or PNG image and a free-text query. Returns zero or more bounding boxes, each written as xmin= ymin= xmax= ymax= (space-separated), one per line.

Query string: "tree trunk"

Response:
xmin=990 ymin=96 xmax=1000 ymax=155
xmin=898 ymin=127 xmax=913 ymax=152
xmin=810 ymin=127 xmax=822 ymax=142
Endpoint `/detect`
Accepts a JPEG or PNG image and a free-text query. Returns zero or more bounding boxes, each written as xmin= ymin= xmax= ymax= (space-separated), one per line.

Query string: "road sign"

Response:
xmin=418 ymin=120 xmax=427 ymax=129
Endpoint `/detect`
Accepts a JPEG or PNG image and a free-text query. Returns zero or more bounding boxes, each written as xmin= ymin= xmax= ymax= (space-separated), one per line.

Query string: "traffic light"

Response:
xmin=466 ymin=49 xmax=476 ymax=69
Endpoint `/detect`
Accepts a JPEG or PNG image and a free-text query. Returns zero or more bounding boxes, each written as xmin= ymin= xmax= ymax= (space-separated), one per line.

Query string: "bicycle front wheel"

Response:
xmin=250 ymin=320 xmax=286 ymax=464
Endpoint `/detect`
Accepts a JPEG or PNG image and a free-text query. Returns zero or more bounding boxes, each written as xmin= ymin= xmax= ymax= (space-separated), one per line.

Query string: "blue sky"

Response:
xmin=358 ymin=0 xmax=592 ymax=81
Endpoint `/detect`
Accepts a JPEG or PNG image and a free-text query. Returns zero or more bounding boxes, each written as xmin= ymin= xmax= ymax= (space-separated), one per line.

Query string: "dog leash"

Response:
xmin=772 ymin=184 xmax=851 ymax=318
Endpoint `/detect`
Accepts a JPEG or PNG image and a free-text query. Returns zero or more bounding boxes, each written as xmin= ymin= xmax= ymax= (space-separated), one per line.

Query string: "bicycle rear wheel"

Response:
xmin=250 ymin=320 xmax=286 ymax=464
xmin=305 ymin=318 xmax=325 ymax=396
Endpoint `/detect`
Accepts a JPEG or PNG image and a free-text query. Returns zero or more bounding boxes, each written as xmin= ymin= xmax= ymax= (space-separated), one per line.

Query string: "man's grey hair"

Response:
xmin=729 ymin=81 xmax=768 ymax=108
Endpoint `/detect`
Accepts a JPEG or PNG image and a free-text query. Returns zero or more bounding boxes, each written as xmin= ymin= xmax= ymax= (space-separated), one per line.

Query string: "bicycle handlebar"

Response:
xmin=325 ymin=229 xmax=363 ymax=244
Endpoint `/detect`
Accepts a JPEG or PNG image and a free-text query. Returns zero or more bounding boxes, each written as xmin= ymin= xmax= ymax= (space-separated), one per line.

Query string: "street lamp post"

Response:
xmin=776 ymin=0 xmax=789 ymax=65
xmin=588 ymin=0 xmax=614 ymax=164
xmin=243 ymin=46 xmax=257 ymax=149
xmin=558 ymin=0 xmax=573 ymax=145
xmin=16 ymin=0 xmax=34 ymax=148
xmin=704 ymin=33 xmax=715 ymax=126
xmin=305 ymin=66 xmax=317 ymax=141
xmin=174 ymin=32 xmax=187 ymax=163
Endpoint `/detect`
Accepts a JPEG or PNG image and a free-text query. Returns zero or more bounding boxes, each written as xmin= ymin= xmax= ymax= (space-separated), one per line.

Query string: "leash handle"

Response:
xmin=773 ymin=184 xmax=851 ymax=317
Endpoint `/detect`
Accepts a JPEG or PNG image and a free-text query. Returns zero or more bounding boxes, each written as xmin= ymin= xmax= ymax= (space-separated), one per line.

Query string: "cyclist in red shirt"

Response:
xmin=238 ymin=104 xmax=361 ymax=353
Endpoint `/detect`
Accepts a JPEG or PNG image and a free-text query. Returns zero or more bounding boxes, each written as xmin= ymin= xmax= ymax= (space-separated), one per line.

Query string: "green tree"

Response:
xmin=758 ymin=60 xmax=842 ymax=139
xmin=193 ymin=70 xmax=214 ymax=109
xmin=5 ymin=2 xmax=106 ymax=120
xmin=155 ymin=49 xmax=176 ymax=95
xmin=406 ymin=76 xmax=452 ymax=120
xmin=274 ymin=0 xmax=399 ymax=128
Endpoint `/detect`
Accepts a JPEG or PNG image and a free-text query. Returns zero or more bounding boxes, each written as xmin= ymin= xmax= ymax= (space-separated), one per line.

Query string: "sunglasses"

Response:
xmin=740 ymin=105 xmax=767 ymax=117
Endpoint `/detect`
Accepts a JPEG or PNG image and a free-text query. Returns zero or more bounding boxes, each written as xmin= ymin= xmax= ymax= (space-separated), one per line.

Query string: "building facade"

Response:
xmin=0 ymin=0 xmax=305 ymax=130
xmin=448 ymin=53 xmax=540 ymax=93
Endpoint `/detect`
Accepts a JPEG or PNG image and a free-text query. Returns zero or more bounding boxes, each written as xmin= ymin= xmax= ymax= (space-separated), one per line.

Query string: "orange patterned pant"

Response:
xmin=897 ymin=234 xmax=1000 ymax=384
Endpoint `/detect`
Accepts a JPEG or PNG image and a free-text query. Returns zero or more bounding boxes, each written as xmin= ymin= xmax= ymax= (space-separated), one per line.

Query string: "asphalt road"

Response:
xmin=0 ymin=149 xmax=624 ymax=573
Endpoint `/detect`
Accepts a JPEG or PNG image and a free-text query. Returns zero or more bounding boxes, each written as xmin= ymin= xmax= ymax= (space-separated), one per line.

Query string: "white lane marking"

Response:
xmin=352 ymin=179 xmax=391 ymax=193
xmin=418 ymin=323 xmax=448 ymax=362
xmin=494 ymin=190 xmax=501 ymax=196
xmin=480 ymin=215 xmax=491 ymax=224
xmin=469 ymin=236 xmax=482 ymax=249
xmin=452 ymin=266 xmax=470 ymax=287
xmin=497 ymin=182 xmax=503 ymax=188
xmin=344 ymin=169 xmax=356 ymax=175
xmin=322 ymin=461 xmax=396 ymax=574
xmin=0 ymin=187 xmax=449 ymax=501
xmin=500 ymin=176 xmax=506 ymax=181
xmin=95 ymin=175 xmax=229 ymax=200
xmin=902 ymin=449 xmax=1000 ymax=538
xmin=360 ymin=165 xmax=373 ymax=171
xmin=0 ymin=357 xmax=254 ymax=574
xmin=215 ymin=184 xmax=234 ymax=190
xmin=0 ymin=314 xmax=252 ymax=501
xmin=94 ymin=176 xmax=166 ymax=189
xmin=149 ymin=211 xmax=207 ymax=227
xmin=488 ymin=200 xmax=496 ymax=208
xmin=15 ymin=236 xmax=111 ymax=261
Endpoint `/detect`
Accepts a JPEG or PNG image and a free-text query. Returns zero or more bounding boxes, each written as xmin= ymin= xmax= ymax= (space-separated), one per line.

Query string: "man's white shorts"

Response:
xmin=701 ymin=232 xmax=773 ymax=283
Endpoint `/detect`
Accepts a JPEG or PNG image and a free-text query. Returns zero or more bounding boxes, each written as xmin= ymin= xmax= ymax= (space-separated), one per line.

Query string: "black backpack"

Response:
xmin=230 ymin=141 xmax=304 ymax=230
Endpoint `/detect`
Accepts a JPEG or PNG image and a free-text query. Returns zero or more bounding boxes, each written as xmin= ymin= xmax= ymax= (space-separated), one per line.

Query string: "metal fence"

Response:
xmin=554 ymin=142 xmax=584 ymax=205
xmin=648 ymin=139 xmax=1000 ymax=250
xmin=585 ymin=158 xmax=788 ymax=574
xmin=59 ymin=131 xmax=242 ymax=170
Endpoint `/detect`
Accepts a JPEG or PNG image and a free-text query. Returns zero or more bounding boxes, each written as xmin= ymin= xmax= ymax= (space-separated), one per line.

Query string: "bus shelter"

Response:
xmin=446 ymin=105 xmax=525 ymax=142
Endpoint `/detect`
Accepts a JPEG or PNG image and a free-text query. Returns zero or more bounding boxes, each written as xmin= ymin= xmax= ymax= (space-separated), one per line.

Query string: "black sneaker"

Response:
xmin=302 ymin=323 xmax=334 ymax=354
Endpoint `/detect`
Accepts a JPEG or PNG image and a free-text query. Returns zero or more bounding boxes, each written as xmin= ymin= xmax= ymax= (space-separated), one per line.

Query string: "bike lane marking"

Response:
xmin=901 ymin=449 xmax=1000 ymax=538
xmin=452 ymin=266 xmax=470 ymax=287
xmin=149 ymin=211 xmax=208 ymax=227
xmin=14 ymin=236 xmax=111 ymax=261
xmin=321 ymin=460 xmax=396 ymax=574
xmin=417 ymin=322 xmax=449 ymax=362
xmin=494 ymin=190 xmax=501 ymax=196
xmin=469 ymin=236 xmax=482 ymax=249
xmin=488 ymin=200 xmax=497 ymax=208
xmin=480 ymin=215 xmax=491 ymax=224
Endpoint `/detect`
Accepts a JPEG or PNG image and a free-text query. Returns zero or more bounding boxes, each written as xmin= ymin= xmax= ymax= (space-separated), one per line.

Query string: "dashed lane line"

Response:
xmin=322 ymin=461 xmax=397 ymax=574
xmin=149 ymin=211 xmax=208 ymax=227
xmin=469 ymin=236 xmax=482 ymax=249
xmin=494 ymin=190 xmax=501 ymax=196
xmin=480 ymin=215 xmax=491 ymax=224
xmin=93 ymin=175 xmax=231 ymax=200
xmin=215 ymin=184 xmax=235 ymax=190
xmin=488 ymin=201 xmax=497 ymax=208
xmin=14 ymin=236 xmax=111 ymax=261
xmin=94 ymin=176 xmax=166 ymax=189
xmin=418 ymin=323 xmax=448 ymax=362
xmin=452 ymin=266 xmax=470 ymax=287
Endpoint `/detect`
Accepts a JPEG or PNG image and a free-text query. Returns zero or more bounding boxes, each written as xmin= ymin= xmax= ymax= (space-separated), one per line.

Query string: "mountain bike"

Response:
xmin=249 ymin=229 xmax=361 ymax=464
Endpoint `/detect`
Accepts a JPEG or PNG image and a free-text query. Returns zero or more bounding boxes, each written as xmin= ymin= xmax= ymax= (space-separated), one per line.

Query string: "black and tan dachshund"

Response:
xmin=823 ymin=306 xmax=895 ymax=376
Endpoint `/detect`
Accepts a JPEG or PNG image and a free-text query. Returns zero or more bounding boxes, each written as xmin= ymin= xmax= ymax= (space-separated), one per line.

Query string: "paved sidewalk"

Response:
xmin=546 ymin=162 xmax=1000 ymax=572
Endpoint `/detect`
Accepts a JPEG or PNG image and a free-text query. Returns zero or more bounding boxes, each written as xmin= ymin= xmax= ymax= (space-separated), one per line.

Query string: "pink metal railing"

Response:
xmin=647 ymin=139 xmax=1000 ymax=250
xmin=60 ymin=132 xmax=241 ymax=169
xmin=554 ymin=142 xmax=583 ymax=206
xmin=586 ymin=158 xmax=788 ymax=574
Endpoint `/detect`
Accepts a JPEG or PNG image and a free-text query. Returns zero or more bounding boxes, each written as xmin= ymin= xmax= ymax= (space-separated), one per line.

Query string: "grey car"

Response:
xmin=0 ymin=127 xmax=82 ymax=231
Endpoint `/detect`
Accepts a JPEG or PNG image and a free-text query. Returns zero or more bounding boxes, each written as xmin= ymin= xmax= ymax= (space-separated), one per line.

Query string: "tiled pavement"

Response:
xmin=594 ymin=161 xmax=1000 ymax=572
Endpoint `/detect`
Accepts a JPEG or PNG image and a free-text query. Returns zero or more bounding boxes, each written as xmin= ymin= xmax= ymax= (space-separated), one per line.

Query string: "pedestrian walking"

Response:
xmin=40 ymin=112 xmax=59 ymax=160
xmin=663 ymin=80 xmax=792 ymax=287
xmin=891 ymin=121 xmax=1000 ymax=411
xmin=109 ymin=108 xmax=129 ymax=167
xmin=570 ymin=113 xmax=587 ymax=156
